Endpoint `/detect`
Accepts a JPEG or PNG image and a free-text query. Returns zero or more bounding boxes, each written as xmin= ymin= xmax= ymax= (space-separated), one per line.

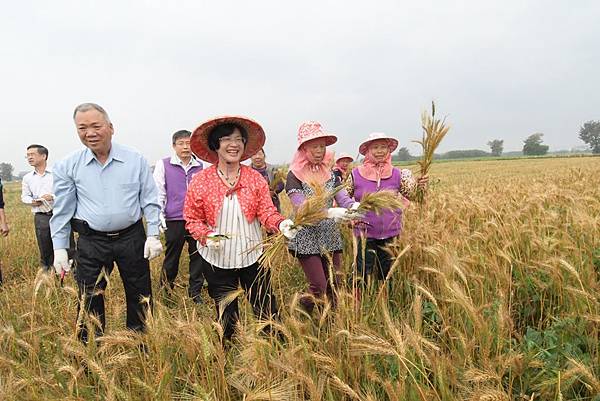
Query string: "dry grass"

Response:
xmin=0 ymin=156 xmax=599 ymax=400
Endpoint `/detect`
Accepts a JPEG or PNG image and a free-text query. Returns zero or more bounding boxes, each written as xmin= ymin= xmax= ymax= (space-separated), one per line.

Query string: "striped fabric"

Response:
xmin=199 ymin=194 xmax=263 ymax=269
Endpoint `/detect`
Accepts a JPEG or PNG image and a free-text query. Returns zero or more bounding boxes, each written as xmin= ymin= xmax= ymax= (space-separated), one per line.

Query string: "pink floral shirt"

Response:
xmin=184 ymin=165 xmax=285 ymax=244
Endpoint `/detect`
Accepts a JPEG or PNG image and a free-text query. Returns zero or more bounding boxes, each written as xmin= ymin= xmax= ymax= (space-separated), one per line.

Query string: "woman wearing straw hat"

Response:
xmin=286 ymin=121 xmax=361 ymax=313
xmin=332 ymin=152 xmax=354 ymax=183
xmin=183 ymin=116 xmax=297 ymax=341
xmin=349 ymin=132 xmax=427 ymax=287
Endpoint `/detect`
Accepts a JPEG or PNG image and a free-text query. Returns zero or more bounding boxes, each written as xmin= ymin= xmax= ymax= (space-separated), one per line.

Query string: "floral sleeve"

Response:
xmin=398 ymin=168 xmax=418 ymax=200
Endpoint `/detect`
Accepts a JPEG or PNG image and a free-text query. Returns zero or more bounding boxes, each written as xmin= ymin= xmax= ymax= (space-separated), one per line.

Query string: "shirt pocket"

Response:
xmin=119 ymin=182 xmax=141 ymax=202
xmin=120 ymin=182 xmax=140 ymax=191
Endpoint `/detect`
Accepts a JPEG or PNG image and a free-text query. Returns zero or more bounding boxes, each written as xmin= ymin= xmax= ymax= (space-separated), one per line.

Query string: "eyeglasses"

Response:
xmin=219 ymin=136 xmax=246 ymax=145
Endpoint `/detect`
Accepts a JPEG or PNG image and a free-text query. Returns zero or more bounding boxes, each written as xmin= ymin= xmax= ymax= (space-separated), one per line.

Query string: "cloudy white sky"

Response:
xmin=1 ymin=0 xmax=598 ymax=172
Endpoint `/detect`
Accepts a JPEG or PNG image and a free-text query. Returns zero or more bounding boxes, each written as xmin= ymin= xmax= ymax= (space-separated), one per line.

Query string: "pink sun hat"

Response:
xmin=335 ymin=152 xmax=354 ymax=163
xmin=296 ymin=121 xmax=337 ymax=149
xmin=358 ymin=132 xmax=399 ymax=156
xmin=190 ymin=116 xmax=266 ymax=164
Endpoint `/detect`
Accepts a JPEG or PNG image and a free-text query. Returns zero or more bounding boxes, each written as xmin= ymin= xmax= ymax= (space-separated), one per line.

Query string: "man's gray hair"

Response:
xmin=73 ymin=103 xmax=111 ymax=123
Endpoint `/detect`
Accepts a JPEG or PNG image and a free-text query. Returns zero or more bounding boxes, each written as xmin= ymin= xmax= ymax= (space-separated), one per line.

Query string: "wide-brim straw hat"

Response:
xmin=297 ymin=121 xmax=337 ymax=149
xmin=191 ymin=116 xmax=265 ymax=164
xmin=335 ymin=152 xmax=354 ymax=163
xmin=358 ymin=132 xmax=399 ymax=156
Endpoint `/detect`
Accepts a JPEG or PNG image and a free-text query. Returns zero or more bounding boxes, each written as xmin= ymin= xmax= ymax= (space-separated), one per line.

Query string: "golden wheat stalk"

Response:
xmin=269 ymin=167 xmax=287 ymax=192
xmin=354 ymin=190 xmax=407 ymax=216
xmin=257 ymin=180 xmax=344 ymax=270
xmin=412 ymin=101 xmax=450 ymax=202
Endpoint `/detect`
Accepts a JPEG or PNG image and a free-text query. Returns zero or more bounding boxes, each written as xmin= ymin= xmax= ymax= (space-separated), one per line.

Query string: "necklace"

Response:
xmin=218 ymin=166 xmax=240 ymax=187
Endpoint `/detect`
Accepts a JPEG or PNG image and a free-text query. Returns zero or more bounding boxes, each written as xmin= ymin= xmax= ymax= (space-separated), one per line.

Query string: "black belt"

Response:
xmin=35 ymin=211 xmax=53 ymax=216
xmin=72 ymin=218 xmax=142 ymax=239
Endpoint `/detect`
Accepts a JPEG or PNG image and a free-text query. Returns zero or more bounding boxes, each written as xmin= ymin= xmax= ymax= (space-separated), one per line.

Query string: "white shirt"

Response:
xmin=153 ymin=155 xmax=203 ymax=212
xmin=199 ymin=194 xmax=263 ymax=269
xmin=21 ymin=169 xmax=54 ymax=213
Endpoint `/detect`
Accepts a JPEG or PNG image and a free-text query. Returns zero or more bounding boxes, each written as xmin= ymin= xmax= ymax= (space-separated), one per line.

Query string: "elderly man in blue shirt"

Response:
xmin=50 ymin=102 xmax=163 ymax=343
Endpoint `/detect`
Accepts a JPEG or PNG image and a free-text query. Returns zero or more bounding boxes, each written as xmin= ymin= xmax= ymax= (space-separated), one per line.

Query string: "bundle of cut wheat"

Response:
xmin=413 ymin=101 xmax=450 ymax=202
xmin=258 ymin=180 xmax=343 ymax=269
xmin=269 ymin=167 xmax=287 ymax=192
xmin=354 ymin=189 xmax=407 ymax=216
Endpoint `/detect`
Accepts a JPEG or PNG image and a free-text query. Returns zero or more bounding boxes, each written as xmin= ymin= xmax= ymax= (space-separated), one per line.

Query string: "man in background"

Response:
xmin=21 ymin=144 xmax=55 ymax=271
xmin=153 ymin=130 xmax=204 ymax=303
xmin=250 ymin=148 xmax=284 ymax=212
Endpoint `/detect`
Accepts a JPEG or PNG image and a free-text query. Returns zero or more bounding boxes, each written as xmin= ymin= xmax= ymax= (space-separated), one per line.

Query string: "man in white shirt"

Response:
xmin=153 ymin=130 xmax=205 ymax=303
xmin=21 ymin=144 xmax=55 ymax=271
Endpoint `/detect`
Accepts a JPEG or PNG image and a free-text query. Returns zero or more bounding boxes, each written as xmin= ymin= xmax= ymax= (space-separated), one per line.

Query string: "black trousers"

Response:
xmin=355 ymin=237 xmax=394 ymax=283
xmin=74 ymin=220 xmax=152 ymax=342
xmin=160 ymin=220 xmax=204 ymax=299
xmin=201 ymin=257 xmax=278 ymax=340
xmin=34 ymin=212 xmax=54 ymax=269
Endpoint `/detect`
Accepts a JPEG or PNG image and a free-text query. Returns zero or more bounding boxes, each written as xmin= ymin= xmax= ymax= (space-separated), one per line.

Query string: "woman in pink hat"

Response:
xmin=286 ymin=121 xmax=360 ymax=313
xmin=332 ymin=152 xmax=354 ymax=183
xmin=348 ymin=132 xmax=427 ymax=288
xmin=184 ymin=116 xmax=297 ymax=341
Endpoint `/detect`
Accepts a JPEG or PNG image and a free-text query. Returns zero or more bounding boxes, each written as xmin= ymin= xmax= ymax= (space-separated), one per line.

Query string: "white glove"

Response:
xmin=350 ymin=202 xmax=361 ymax=211
xmin=144 ymin=236 xmax=163 ymax=260
xmin=205 ymin=233 xmax=223 ymax=251
xmin=53 ymin=249 xmax=70 ymax=275
xmin=327 ymin=207 xmax=351 ymax=222
xmin=279 ymin=219 xmax=299 ymax=240
xmin=159 ymin=213 xmax=167 ymax=233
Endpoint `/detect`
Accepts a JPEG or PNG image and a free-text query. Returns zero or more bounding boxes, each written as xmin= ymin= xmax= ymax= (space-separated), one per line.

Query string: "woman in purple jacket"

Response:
xmin=349 ymin=133 xmax=427 ymax=286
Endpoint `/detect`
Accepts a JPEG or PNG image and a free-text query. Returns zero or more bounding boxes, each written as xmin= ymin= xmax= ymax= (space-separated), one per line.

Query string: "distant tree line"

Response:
xmin=0 ymin=163 xmax=14 ymax=181
xmin=394 ymin=122 xmax=599 ymax=161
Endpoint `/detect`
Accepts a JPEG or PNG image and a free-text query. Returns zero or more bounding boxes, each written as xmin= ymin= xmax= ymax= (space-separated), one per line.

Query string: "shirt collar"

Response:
xmin=170 ymin=154 xmax=202 ymax=168
xmin=84 ymin=143 xmax=124 ymax=165
xmin=32 ymin=168 xmax=52 ymax=176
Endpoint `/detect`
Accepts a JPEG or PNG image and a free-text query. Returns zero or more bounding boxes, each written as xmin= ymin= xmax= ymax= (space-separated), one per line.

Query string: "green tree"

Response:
xmin=579 ymin=120 xmax=600 ymax=154
xmin=0 ymin=163 xmax=13 ymax=181
xmin=487 ymin=139 xmax=504 ymax=157
xmin=396 ymin=147 xmax=412 ymax=161
xmin=523 ymin=133 xmax=549 ymax=156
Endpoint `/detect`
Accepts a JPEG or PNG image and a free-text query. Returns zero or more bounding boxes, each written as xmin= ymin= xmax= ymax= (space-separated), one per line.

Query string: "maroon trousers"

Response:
xmin=297 ymin=252 xmax=342 ymax=312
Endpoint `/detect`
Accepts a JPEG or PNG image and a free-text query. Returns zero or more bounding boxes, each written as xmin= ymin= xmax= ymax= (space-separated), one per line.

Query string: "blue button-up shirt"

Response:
xmin=50 ymin=142 xmax=160 ymax=249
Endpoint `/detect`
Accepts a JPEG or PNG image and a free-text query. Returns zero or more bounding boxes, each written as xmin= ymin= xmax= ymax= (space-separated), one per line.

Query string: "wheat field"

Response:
xmin=0 ymin=157 xmax=599 ymax=400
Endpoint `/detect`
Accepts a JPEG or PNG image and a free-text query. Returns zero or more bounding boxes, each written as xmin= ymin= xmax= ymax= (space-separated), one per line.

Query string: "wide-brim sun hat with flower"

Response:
xmin=190 ymin=116 xmax=266 ymax=164
xmin=297 ymin=121 xmax=337 ymax=149
xmin=358 ymin=132 xmax=399 ymax=156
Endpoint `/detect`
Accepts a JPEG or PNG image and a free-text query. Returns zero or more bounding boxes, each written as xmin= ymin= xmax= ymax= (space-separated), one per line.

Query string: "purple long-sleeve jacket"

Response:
xmin=350 ymin=167 xmax=416 ymax=240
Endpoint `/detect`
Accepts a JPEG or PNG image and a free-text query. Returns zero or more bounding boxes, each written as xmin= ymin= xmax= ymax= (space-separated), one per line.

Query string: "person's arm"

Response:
xmin=152 ymin=158 xmax=167 ymax=212
xmin=333 ymin=188 xmax=356 ymax=209
xmin=50 ymin=161 xmax=76 ymax=249
xmin=398 ymin=168 xmax=418 ymax=201
xmin=0 ymin=208 xmax=8 ymax=236
xmin=21 ymin=176 xmax=40 ymax=205
xmin=0 ymin=181 xmax=7 ymax=235
xmin=275 ymin=180 xmax=284 ymax=195
xmin=139 ymin=157 xmax=161 ymax=236
xmin=183 ymin=175 xmax=214 ymax=245
xmin=285 ymin=171 xmax=306 ymax=209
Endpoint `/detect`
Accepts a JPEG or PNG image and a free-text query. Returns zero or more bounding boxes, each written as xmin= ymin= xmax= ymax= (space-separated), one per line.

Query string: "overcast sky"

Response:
xmin=1 ymin=0 xmax=598 ymax=172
